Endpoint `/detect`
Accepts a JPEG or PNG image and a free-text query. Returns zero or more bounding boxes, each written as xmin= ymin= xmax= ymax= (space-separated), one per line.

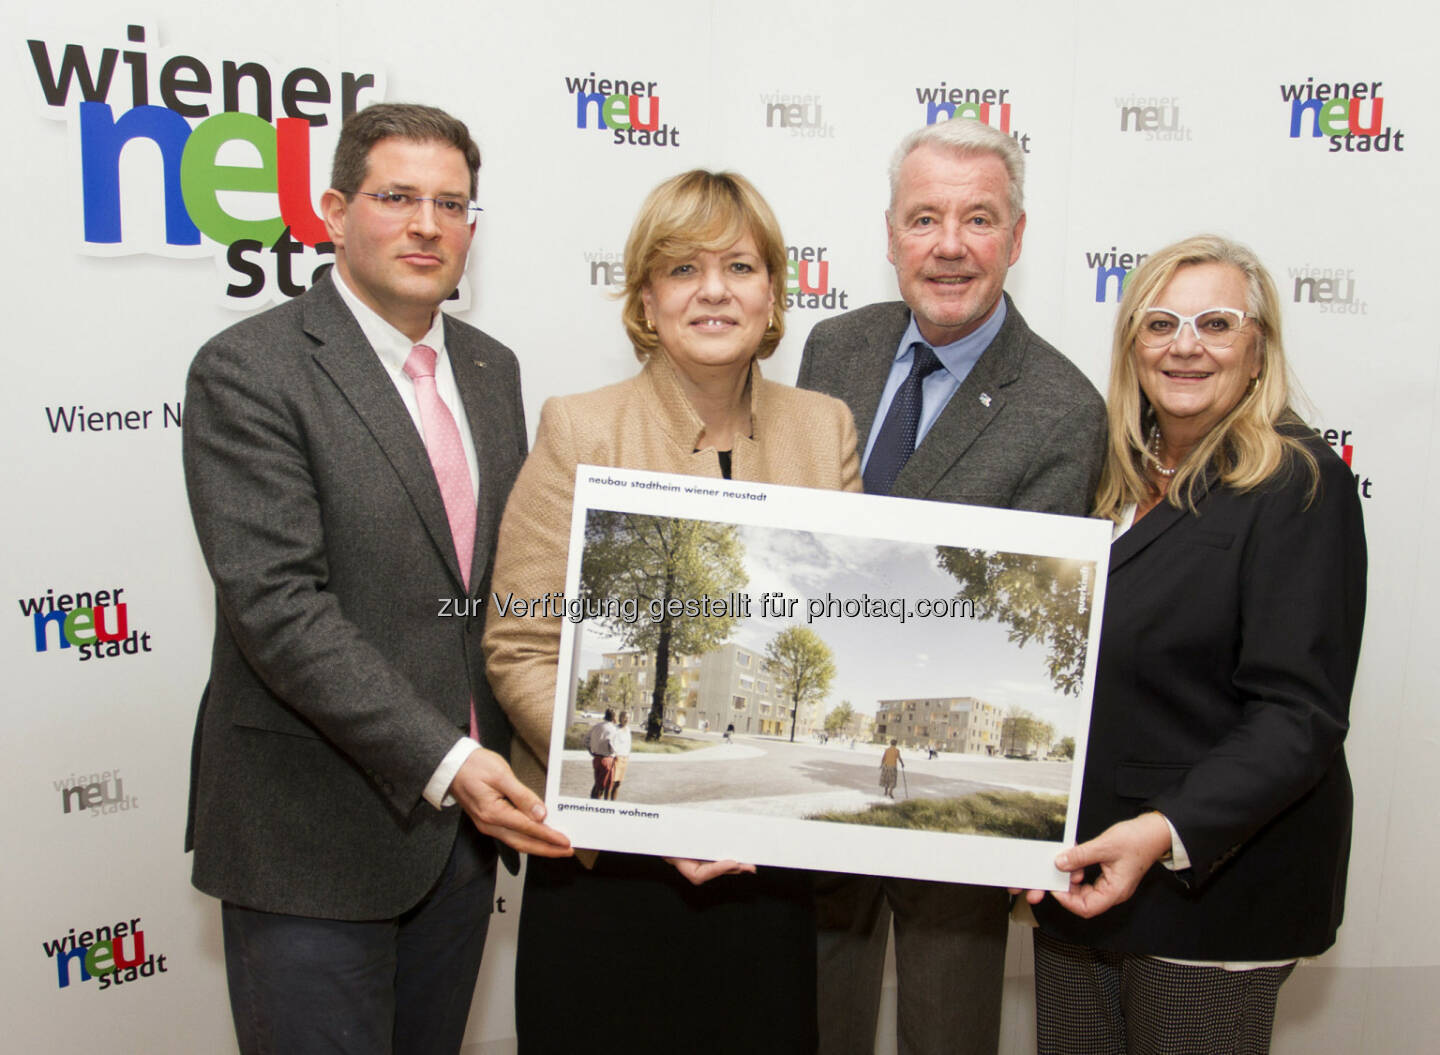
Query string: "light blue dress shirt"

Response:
xmin=859 ymin=298 xmax=1008 ymax=473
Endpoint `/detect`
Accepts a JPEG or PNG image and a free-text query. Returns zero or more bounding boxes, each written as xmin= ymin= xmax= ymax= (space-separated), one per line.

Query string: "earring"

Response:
xmin=645 ymin=318 xmax=655 ymax=332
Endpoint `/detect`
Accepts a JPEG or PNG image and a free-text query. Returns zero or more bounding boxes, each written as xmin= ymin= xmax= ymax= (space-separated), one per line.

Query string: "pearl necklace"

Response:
xmin=1147 ymin=424 xmax=1178 ymax=478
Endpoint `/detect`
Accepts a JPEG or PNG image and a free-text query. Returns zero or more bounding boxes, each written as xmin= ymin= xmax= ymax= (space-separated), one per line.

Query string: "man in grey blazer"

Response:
xmin=797 ymin=119 xmax=1106 ymax=1054
xmin=182 ymin=103 xmax=570 ymax=1054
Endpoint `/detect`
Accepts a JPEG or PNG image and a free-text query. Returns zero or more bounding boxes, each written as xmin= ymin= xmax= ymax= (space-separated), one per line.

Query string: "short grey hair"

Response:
xmin=888 ymin=119 xmax=1025 ymax=224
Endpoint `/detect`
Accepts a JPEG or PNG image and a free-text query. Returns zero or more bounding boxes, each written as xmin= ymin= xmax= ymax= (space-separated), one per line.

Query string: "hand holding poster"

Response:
xmin=541 ymin=466 xmax=1111 ymax=892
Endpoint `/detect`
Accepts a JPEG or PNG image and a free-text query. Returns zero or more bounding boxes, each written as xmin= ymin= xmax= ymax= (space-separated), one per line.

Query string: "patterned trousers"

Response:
xmin=1034 ymin=929 xmax=1294 ymax=1055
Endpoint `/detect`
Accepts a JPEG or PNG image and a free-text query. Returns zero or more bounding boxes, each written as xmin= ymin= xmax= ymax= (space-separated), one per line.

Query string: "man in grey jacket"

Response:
xmin=182 ymin=102 xmax=569 ymax=1055
xmin=797 ymin=118 xmax=1105 ymax=1055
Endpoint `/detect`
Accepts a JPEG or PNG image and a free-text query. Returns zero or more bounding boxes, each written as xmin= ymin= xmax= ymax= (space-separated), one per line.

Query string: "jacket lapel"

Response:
xmin=1109 ymin=499 xmax=1187 ymax=572
xmin=840 ymin=303 xmax=910 ymax=443
xmin=638 ymin=353 xmax=730 ymax=477
xmin=304 ymin=279 xmax=468 ymax=591
xmin=1108 ymin=470 xmax=1219 ymax=573
xmin=447 ymin=318 xmax=501 ymax=592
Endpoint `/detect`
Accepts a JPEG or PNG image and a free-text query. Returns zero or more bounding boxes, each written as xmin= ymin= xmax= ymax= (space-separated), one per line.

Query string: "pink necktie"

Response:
xmin=404 ymin=344 xmax=479 ymax=739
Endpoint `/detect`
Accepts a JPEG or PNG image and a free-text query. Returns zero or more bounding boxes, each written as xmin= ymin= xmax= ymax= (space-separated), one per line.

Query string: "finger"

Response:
xmin=1049 ymin=888 xmax=1080 ymax=915
xmin=1055 ymin=838 xmax=1107 ymax=873
xmin=1025 ymin=888 xmax=1047 ymax=905
xmin=665 ymin=858 xmax=754 ymax=886
xmin=663 ymin=858 xmax=703 ymax=885
xmin=1049 ymin=887 xmax=1099 ymax=918
xmin=689 ymin=862 xmax=727 ymax=885
xmin=1054 ymin=881 xmax=1124 ymax=919
xmin=711 ymin=859 xmax=756 ymax=874
xmin=709 ymin=862 xmax=755 ymax=881
xmin=480 ymin=794 xmax=570 ymax=846
xmin=478 ymin=821 xmax=575 ymax=858
xmin=472 ymin=798 xmax=571 ymax=849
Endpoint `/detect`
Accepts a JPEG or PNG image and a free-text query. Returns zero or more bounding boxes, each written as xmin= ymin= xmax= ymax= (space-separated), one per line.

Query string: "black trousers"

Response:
xmin=222 ymin=822 xmax=496 ymax=1055
xmin=517 ymin=853 xmax=818 ymax=1054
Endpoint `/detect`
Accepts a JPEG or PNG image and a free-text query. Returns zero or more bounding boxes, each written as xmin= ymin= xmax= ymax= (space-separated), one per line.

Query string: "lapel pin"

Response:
xmin=979 ymin=392 xmax=992 ymax=407
xmin=472 ymin=359 xmax=486 ymax=368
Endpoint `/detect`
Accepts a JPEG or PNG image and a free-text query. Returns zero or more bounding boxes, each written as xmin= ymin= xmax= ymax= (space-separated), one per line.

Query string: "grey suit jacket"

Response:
xmin=182 ymin=273 xmax=526 ymax=920
xmin=797 ymin=296 xmax=1105 ymax=516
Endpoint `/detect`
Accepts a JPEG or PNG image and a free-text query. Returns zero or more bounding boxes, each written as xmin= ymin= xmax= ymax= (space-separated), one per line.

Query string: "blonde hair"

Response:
xmin=1094 ymin=234 xmax=1318 ymax=520
xmin=620 ymin=170 xmax=786 ymax=361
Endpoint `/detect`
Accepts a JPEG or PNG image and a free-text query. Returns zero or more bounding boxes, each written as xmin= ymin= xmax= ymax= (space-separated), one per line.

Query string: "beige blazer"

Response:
xmin=484 ymin=352 xmax=861 ymax=795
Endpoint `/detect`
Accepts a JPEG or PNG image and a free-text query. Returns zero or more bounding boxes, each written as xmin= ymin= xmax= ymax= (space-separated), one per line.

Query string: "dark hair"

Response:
xmin=330 ymin=103 xmax=481 ymax=200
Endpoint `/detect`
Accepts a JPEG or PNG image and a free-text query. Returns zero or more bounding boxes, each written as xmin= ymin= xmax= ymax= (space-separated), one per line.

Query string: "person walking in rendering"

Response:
xmin=880 ymin=740 xmax=905 ymax=798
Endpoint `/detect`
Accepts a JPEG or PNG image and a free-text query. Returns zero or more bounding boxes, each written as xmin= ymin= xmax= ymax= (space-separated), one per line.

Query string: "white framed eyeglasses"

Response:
xmin=1136 ymin=307 xmax=1253 ymax=349
xmin=356 ymin=191 xmax=481 ymax=225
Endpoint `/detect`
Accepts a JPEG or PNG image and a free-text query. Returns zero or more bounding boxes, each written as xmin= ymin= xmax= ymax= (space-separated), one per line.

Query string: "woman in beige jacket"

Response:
xmin=484 ymin=169 xmax=859 ymax=1053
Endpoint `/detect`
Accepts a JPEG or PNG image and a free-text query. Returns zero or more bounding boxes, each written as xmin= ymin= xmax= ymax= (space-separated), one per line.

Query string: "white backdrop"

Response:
xmin=3 ymin=2 xmax=1435 ymax=1052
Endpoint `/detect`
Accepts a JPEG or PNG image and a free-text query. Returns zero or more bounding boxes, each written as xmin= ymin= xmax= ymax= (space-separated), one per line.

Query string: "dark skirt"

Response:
xmin=516 ymin=852 xmax=818 ymax=1054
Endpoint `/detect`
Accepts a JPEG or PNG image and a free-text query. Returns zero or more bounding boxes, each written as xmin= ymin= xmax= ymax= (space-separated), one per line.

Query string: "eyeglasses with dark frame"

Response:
xmin=355 ymin=190 xmax=482 ymax=225
xmin=1136 ymin=307 xmax=1254 ymax=349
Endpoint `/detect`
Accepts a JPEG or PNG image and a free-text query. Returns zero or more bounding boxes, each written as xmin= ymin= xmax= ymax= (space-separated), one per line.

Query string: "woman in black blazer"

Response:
xmin=1027 ymin=235 xmax=1366 ymax=1054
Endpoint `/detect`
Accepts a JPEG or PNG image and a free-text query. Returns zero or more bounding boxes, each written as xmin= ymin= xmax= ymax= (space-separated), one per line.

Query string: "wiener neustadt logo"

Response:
xmin=1289 ymin=265 xmax=1366 ymax=315
xmin=1086 ymin=247 xmax=1149 ymax=303
xmin=586 ymin=249 xmax=626 ymax=287
xmin=1281 ymin=76 xmax=1406 ymax=153
xmin=43 ymin=916 xmax=169 ymax=991
xmin=26 ymin=22 xmax=384 ymax=303
xmin=785 ymin=245 xmax=849 ymax=311
xmin=1115 ymin=95 xmax=1191 ymax=141
xmin=761 ymin=91 xmax=834 ymax=138
xmin=567 ymin=72 xmax=680 ymax=147
xmin=586 ymin=244 xmax=850 ymax=311
xmin=57 ymin=767 xmax=140 ymax=818
xmin=1319 ymin=426 xmax=1373 ymax=499
xmin=914 ymin=81 xmax=1031 ymax=152
xmin=19 ymin=584 xmax=153 ymax=661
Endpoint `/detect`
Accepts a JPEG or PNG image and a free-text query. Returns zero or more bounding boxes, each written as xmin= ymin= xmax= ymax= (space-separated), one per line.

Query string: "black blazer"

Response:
xmin=1035 ymin=432 xmax=1366 ymax=960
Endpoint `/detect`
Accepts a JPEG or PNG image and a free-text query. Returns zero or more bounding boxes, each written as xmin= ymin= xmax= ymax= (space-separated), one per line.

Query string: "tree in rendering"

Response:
xmin=575 ymin=671 xmax=602 ymax=713
xmin=824 ymin=700 xmax=856 ymax=736
xmin=1001 ymin=706 xmax=1056 ymax=757
xmin=765 ymin=626 xmax=837 ymax=743
xmin=935 ymin=547 xmax=1095 ymax=696
xmin=580 ymin=512 xmax=746 ymax=740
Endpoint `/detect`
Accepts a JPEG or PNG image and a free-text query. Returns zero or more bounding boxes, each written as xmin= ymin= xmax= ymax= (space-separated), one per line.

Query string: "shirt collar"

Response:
xmin=331 ymin=267 xmax=446 ymax=370
xmin=895 ymin=295 xmax=1007 ymax=377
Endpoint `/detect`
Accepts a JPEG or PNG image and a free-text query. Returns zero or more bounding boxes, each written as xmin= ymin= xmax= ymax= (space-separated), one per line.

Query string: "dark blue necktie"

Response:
xmin=863 ymin=343 xmax=943 ymax=495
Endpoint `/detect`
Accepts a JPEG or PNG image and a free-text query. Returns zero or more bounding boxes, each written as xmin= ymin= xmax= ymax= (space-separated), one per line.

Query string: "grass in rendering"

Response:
xmin=808 ymin=789 xmax=1067 ymax=840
